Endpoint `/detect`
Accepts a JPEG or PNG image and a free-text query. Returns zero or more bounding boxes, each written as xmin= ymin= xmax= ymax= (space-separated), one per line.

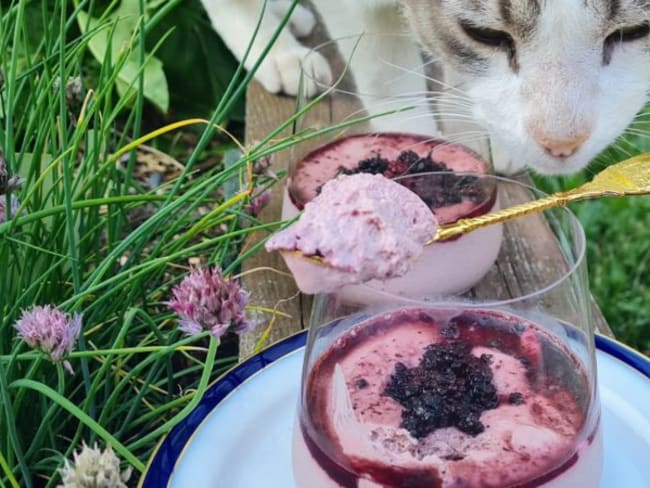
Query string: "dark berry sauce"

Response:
xmin=298 ymin=308 xmax=597 ymax=488
xmin=384 ymin=341 xmax=501 ymax=438
xmin=288 ymin=133 xmax=494 ymax=229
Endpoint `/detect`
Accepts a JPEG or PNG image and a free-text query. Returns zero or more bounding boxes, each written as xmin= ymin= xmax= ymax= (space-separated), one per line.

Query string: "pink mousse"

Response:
xmin=265 ymin=173 xmax=438 ymax=293
xmin=298 ymin=309 xmax=597 ymax=487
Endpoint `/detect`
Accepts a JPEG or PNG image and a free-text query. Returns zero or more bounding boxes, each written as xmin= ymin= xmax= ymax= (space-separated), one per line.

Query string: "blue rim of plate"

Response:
xmin=138 ymin=332 xmax=650 ymax=487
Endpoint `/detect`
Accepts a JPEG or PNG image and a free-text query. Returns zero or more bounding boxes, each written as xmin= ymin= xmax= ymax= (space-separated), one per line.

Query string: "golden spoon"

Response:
xmin=430 ymin=151 xmax=650 ymax=243
xmin=288 ymin=151 xmax=650 ymax=266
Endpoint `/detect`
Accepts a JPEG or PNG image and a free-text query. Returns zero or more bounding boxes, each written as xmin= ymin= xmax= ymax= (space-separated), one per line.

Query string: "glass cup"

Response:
xmin=291 ymin=176 xmax=603 ymax=488
xmin=286 ymin=32 xmax=492 ymax=176
xmin=290 ymin=33 xmax=492 ymax=165
xmin=281 ymin=35 xmax=499 ymax=298
xmin=281 ymin=171 xmax=503 ymax=300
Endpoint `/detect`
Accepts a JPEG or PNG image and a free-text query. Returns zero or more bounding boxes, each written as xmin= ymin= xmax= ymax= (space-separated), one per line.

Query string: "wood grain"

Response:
xmin=239 ymin=82 xmax=312 ymax=360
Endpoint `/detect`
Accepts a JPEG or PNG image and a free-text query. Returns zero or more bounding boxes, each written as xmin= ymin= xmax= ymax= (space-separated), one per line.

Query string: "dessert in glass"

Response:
xmin=290 ymin=177 xmax=603 ymax=488
xmin=282 ymin=34 xmax=501 ymax=298
xmin=281 ymin=136 xmax=502 ymax=298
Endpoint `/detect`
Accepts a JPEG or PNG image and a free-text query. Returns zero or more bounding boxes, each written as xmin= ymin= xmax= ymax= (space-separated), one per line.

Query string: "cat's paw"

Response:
xmin=490 ymin=141 xmax=525 ymax=174
xmin=257 ymin=45 xmax=332 ymax=97
xmin=270 ymin=1 xmax=316 ymax=38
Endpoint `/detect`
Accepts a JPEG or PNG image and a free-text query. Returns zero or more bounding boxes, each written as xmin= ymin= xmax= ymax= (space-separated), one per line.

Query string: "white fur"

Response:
xmin=201 ymin=0 xmax=331 ymax=97
xmin=453 ymin=1 xmax=650 ymax=174
xmin=201 ymin=0 xmax=650 ymax=175
xmin=311 ymin=0 xmax=438 ymax=135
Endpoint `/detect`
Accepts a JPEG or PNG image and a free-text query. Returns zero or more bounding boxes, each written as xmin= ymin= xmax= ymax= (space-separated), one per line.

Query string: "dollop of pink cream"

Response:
xmin=265 ymin=173 xmax=438 ymax=288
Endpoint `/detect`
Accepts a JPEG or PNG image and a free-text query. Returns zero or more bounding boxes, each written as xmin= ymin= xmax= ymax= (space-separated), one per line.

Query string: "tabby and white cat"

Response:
xmin=200 ymin=0 xmax=650 ymax=174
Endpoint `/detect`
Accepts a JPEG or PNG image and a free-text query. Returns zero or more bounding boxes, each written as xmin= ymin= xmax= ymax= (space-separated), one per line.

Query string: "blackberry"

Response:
xmin=397 ymin=150 xmax=448 ymax=175
xmin=357 ymin=155 xmax=389 ymax=175
xmin=336 ymin=165 xmax=358 ymax=176
xmin=356 ymin=378 xmax=369 ymax=390
xmin=398 ymin=168 xmax=489 ymax=210
xmin=508 ymin=392 xmax=525 ymax=405
xmin=456 ymin=175 xmax=485 ymax=203
xmin=440 ymin=321 xmax=460 ymax=340
xmin=385 ymin=159 xmax=409 ymax=178
xmin=384 ymin=342 xmax=499 ymax=439
xmin=397 ymin=150 xmax=421 ymax=168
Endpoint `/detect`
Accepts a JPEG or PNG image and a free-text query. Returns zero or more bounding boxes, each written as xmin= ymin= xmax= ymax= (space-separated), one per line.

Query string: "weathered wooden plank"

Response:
xmin=239 ymin=82 xmax=312 ymax=360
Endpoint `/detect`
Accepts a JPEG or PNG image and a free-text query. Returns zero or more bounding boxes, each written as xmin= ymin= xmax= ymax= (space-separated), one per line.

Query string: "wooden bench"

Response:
xmin=239 ymin=41 xmax=614 ymax=360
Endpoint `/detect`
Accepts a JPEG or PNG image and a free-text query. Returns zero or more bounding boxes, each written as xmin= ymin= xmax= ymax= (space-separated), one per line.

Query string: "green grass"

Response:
xmin=0 ymin=0 xmax=284 ymax=485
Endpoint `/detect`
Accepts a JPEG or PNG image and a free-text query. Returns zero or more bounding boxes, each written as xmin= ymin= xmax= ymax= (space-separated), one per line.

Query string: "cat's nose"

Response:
xmin=534 ymin=132 xmax=589 ymax=159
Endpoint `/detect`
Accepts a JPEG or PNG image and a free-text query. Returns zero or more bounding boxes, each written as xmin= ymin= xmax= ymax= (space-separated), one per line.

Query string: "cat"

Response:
xmin=200 ymin=0 xmax=650 ymax=175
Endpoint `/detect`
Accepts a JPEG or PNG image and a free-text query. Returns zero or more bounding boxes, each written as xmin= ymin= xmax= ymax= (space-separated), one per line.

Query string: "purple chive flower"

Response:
xmin=0 ymin=152 xmax=24 ymax=194
xmin=14 ymin=305 xmax=82 ymax=373
xmin=0 ymin=194 xmax=20 ymax=223
xmin=244 ymin=191 xmax=271 ymax=218
xmin=168 ymin=267 xmax=255 ymax=338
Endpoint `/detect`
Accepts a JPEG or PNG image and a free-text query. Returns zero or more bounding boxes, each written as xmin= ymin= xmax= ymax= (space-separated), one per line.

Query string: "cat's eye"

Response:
xmin=460 ymin=23 xmax=514 ymax=50
xmin=606 ymin=23 xmax=650 ymax=44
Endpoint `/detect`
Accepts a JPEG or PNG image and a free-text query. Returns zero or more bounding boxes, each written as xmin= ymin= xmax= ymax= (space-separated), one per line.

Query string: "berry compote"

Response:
xmin=292 ymin=308 xmax=603 ymax=488
xmin=281 ymin=133 xmax=502 ymax=298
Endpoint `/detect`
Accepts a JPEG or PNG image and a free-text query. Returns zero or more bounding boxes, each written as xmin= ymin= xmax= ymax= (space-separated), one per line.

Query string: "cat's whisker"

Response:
xmin=622 ymin=132 xmax=650 ymax=140
xmin=398 ymin=135 xmax=484 ymax=153
xmin=439 ymin=130 xmax=489 ymax=137
xmin=435 ymin=113 xmax=479 ymax=120
xmin=377 ymin=57 xmax=471 ymax=98
xmin=398 ymin=132 xmax=490 ymax=152
xmin=437 ymin=133 xmax=490 ymax=143
xmin=402 ymin=56 xmax=443 ymax=72
xmin=429 ymin=95 xmax=474 ymax=104
xmin=427 ymin=99 xmax=476 ymax=112
xmin=332 ymin=102 xmax=479 ymax=130
xmin=622 ymin=127 xmax=650 ymax=136
xmin=609 ymin=141 xmax=635 ymax=158
xmin=437 ymin=137 xmax=491 ymax=149
xmin=621 ymin=129 xmax=650 ymax=140
xmin=375 ymin=53 xmax=443 ymax=72
xmin=357 ymin=92 xmax=475 ymax=111
xmin=401 ymin=111 xmax=478 ymax=121
xmin=425 ymin=92 xmax=474 ymax=102
xmin=428 ymin=98 xmax=475 ymax=109
xmin=330 ymin=99 xmax=433 ymax=124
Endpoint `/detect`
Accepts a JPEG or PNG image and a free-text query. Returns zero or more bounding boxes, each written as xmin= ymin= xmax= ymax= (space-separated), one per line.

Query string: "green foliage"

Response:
xmin=147 ymin=0 xmax=245 ymax=121
xmin=76 ymin=1 xmax=170 ymax=112
xmin=6 ymin=0 xmax=243 ymax=121
xmin=0 ymin=0 xmax=274 ymax=485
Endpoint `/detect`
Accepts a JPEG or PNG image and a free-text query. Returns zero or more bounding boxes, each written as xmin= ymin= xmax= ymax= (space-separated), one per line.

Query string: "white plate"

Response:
xmin=140 ymin=334 xmax=650 ymax=487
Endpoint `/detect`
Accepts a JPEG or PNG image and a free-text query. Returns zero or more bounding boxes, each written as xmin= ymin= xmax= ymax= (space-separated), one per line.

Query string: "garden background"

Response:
xmin=0 ymin=0 xmax=648 ymax=486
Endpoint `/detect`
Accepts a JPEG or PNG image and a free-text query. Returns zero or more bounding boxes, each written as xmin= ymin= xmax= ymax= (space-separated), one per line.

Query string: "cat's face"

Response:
xmin=400 ymin=0 xmax=650 ymax=174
